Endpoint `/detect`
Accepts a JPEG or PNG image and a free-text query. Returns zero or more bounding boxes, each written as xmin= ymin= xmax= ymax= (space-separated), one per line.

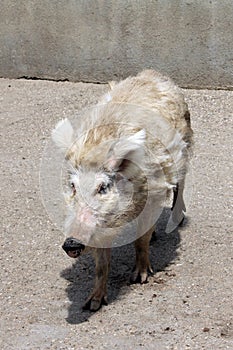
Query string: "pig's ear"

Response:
xmin=52 ymin=118 xmax=74 ymax=152
xmin=106 ymin=129 xmax=146 ymax=175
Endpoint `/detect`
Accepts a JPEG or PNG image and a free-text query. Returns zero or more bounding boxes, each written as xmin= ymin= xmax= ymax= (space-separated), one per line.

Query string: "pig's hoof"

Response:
xmin=130 ymin=265 xmax=154 ymax=284
xmin=83 ymin=294 xmax=108 ymax=312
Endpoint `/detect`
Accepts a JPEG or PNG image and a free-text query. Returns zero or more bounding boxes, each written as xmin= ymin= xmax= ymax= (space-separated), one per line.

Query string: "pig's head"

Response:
xmin=52 ymin=119 xmax=148 ymax=253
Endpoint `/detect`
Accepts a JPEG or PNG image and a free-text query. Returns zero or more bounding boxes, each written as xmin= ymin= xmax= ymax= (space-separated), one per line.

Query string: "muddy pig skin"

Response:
xmin=52 ymin=69 xmax=193 ymax=311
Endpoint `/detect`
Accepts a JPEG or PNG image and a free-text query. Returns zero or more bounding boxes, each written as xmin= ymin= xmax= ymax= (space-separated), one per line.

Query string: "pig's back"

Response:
xmin=99 ymin=69 xmax=192 ymax=147
xmin=71 ymin=70 xmax=192 ymax=179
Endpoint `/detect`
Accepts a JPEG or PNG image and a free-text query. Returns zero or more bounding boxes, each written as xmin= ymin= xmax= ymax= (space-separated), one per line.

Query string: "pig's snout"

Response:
xmin=62 ymin=237 xmax=85 ymax=258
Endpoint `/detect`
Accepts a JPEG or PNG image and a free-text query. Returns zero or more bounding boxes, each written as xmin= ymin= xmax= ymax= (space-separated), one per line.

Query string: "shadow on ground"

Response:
xmin=60 ymin=208 xmax=189 ymax=324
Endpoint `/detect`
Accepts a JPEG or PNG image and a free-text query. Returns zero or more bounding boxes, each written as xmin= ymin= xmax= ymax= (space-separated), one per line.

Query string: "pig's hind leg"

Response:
xmin=131 ymin=229 xmax=154 ymax=284
xmin=83 ymin=248 xmax=111 ymax=311
xmin=166 ymin=178 xmax=186 ymax=233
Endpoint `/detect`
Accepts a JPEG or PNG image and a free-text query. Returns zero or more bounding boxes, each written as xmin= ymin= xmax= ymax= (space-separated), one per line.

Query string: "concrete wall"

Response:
xmin=0 ymin=0 xmax=232 ymax=88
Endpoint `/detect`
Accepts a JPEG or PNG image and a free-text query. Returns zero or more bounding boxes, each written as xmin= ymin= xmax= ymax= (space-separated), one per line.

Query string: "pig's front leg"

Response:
xmin=131 ymin=229 xmax=154 ymax=284
xmin=84 ymin=248 xmax=111 ymax=311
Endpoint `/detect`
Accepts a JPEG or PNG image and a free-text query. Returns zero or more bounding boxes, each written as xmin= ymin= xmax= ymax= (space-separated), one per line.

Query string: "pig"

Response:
xmin=52 ymin=70 xmax=193 ymax=311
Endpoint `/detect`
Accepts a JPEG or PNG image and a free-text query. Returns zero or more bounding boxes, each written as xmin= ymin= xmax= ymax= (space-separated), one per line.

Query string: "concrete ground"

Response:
xmin=0 ymin=78 xmax=232 ymax=350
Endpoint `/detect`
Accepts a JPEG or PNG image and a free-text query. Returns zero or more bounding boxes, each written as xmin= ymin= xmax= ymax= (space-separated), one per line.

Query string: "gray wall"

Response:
xmin=0 ymin=0 xmax=233 ymax=88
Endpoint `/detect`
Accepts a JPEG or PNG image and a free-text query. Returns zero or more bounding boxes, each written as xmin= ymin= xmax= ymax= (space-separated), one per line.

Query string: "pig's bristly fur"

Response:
xmin=53 ymin=69 xmax=192 ymax=191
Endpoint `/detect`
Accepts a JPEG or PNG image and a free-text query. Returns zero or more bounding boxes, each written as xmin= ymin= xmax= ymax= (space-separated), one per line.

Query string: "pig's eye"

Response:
xmin=70 ymin=182 xmax=76 ymax=195
xmin=97 ymin=183 xmax=110 ymax=195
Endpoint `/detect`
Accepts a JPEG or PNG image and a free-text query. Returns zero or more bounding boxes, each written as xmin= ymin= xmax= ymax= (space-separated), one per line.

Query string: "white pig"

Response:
xmin=52 ymin=70 xmax=193 ymax=311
